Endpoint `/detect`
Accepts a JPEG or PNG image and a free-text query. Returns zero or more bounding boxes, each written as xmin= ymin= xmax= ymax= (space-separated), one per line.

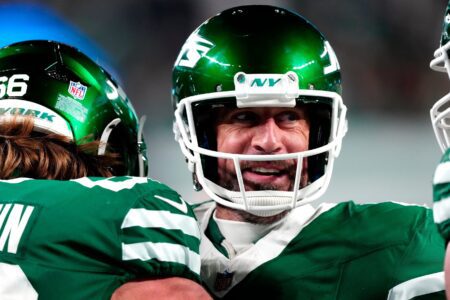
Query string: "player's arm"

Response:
xmin=111 ymin=277 xmax=211 ymax=300
xmin=387 ymin=207 xmax=445 ymax=299
xmin=118 ymin=180 xmax=206 ymax=298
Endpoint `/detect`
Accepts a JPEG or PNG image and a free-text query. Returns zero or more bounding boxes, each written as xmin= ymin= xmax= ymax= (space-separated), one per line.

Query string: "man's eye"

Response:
xmin=277 ymin=111 xmax=301 ymax=122
xmin=232 ymin=111 xmax=258 ymax=123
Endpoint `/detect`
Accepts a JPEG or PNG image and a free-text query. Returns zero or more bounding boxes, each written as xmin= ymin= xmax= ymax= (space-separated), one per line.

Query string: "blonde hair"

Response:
xmin=0 ymin=118 xmax=122 ymax=179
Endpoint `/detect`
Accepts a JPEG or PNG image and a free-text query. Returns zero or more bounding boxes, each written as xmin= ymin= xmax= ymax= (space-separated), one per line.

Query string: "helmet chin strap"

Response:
xmin=98 ymin=118 xmax=121 ymax=155
xmin=192 ymin=171 xmax=203 ymax=191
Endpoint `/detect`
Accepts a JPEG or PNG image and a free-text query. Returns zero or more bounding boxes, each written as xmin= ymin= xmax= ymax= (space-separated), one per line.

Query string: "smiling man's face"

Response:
xmin=215 ymin=106 xmax=310 ymax=192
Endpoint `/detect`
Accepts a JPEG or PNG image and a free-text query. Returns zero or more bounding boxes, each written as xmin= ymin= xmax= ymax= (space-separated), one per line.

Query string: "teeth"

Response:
xmin=252 ymin=167 xmax=281 ymax=175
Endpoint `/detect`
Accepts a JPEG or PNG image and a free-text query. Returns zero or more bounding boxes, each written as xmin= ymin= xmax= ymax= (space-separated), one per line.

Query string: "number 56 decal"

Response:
xmin=0 ymin=74 xmax=29 ymax=98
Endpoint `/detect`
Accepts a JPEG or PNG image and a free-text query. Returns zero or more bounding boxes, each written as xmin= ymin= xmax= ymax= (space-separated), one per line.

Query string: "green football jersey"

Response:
xmin=433 ymin=148 xmax=450 ymax=243
xmin=0 ymin=176 xmax=201 ymax=300
xmin=197 ymin=201 xmax=445 ymax=299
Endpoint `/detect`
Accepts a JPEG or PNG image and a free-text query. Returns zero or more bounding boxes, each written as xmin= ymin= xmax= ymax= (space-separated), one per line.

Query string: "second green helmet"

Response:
xmin=0 ymin=40 xmax=148 ymax=176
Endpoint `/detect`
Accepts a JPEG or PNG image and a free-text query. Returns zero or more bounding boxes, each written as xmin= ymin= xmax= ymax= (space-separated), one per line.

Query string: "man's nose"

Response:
xmin=251 ymin=118 xmax=284 ymax=154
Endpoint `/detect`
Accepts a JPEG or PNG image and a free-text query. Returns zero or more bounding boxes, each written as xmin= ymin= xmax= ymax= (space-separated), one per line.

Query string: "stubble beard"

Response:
xmin=217 ymin=160 xmax=307 ymax=192
xmin=214 ymin=160 xmax=309 ymax=224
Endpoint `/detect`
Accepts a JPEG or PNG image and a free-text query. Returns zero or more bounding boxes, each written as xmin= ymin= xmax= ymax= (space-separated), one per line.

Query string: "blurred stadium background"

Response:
xmin=0 ymin=0 xmax=446 ymax=206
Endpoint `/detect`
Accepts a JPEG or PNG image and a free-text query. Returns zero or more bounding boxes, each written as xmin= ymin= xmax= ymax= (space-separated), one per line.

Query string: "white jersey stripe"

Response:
xmin=433 ymin=161 xmax=450 ymax=184
xmin=433 ymin=196 xmax=450 ymax=224
xmin=72 ymin=177 xmax=148 ymax=192
xmin=122 ymin=242 xmax=200 ymax=275
xmin=0 ymin=178 xmax=31 ymax=184
xmin=387 ymin=272 xmax=444 ymax=300
xmin=122 ymin=209 xmax=200 ymax=239
xmin=0 ymin=263 xmax=38 ymax=299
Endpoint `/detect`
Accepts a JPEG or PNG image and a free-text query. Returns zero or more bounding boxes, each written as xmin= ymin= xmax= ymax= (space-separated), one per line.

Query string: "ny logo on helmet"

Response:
xmin=250 ymin=78 xmax=282 ymax=87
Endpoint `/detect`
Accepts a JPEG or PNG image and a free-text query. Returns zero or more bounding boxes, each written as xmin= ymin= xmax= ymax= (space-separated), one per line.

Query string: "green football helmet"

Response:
xmin=0 ymin=40 xmax=148 ymax=176
xmin=172 ymin=5 xmax=347 ymax=216
xmin=430 ymin=1 xmax=450 ymax=152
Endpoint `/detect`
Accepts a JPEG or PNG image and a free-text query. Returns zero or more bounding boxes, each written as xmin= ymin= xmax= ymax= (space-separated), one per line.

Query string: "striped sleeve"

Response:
xmin=120 ymin=181 xmax=201 ymax=282
xmin=433 ymin=149 xmax=450 ymax=243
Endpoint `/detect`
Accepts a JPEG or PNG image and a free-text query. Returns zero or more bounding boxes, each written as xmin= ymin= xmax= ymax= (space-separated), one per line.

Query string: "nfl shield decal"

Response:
xmin=68 ymin=81 xmax=87 ymax=100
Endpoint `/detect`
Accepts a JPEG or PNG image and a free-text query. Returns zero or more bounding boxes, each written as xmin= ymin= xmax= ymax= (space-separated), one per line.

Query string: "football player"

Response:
xmin=430 ymin=1 xmax=450 ymax=298
xmin=0 ymin=40 xmax=210 ymax=299
xmin=173 ymin=5 xmax=445 ymax=299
